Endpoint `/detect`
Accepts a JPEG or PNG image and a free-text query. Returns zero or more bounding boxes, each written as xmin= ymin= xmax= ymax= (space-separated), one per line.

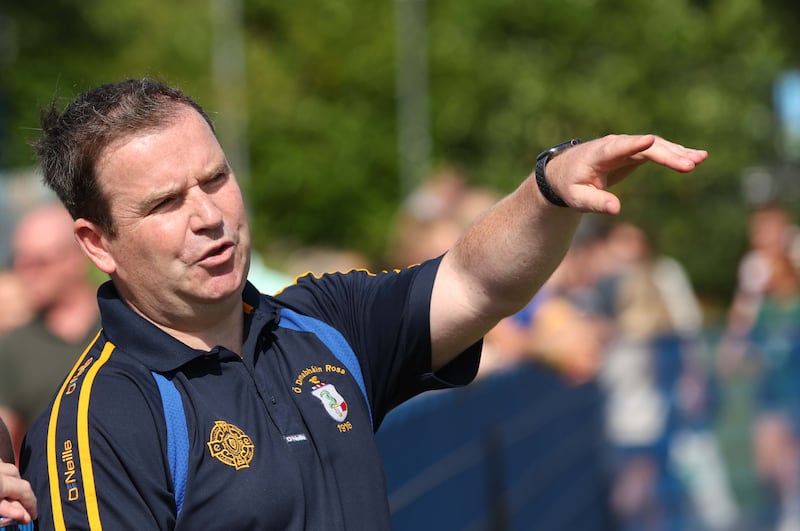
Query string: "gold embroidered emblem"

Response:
xmin=206 ymin=421 xmax=255 ymax=470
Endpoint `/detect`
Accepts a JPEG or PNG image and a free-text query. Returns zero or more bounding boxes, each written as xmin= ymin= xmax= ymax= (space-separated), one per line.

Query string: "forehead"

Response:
xmin=96 ymin=108 xmax=223 ymax=196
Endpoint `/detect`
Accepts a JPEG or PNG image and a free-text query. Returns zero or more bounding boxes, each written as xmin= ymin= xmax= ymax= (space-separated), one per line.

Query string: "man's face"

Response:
xmin=13 ymin=206 xmax=83 ymax=312
xmin=92 ymin=106 xmax=250 ymax=327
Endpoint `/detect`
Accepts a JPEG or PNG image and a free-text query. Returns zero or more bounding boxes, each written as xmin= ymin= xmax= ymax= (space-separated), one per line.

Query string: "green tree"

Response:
xmin=425 ymin=0 xmax=786 ymax=302
xmin=0 ymin=0 xmax=213 ymax=167
xmin=0 ymin=0 xmax=792 ymax=305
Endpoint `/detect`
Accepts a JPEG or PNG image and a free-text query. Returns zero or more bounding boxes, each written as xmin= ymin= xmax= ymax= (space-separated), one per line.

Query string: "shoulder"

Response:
xmin=275 ymin=259 xmax=441 ymax=314
xmin=28 ymin=336 xmax=165 ymax=446
xmin=21 ymin=346 xmax=167 ymax=479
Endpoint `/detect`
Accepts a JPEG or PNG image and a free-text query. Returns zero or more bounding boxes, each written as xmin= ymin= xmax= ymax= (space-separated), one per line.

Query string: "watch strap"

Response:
xmin=534 ymin=138 xmax=582 ymax=207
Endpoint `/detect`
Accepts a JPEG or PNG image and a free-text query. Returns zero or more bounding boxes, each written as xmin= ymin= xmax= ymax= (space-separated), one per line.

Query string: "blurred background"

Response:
xmin=3 ymin=0 xmax=800 ymax=529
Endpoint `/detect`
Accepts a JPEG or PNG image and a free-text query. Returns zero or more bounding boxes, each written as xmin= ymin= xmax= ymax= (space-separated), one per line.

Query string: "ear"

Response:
xmin=74 ymin=218 xmax=117 ymax=275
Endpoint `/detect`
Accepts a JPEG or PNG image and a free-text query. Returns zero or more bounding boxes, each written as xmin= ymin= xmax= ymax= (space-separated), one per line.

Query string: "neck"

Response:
xmin=129 ymin=295 xmax=245 ymax=357
xmin=167 ymin=308 xmax=244 ymax=356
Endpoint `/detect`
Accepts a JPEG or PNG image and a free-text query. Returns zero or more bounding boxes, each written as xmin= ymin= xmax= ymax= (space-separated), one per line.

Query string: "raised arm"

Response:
xmin=430 ymin=134 xmax=708 ymax=370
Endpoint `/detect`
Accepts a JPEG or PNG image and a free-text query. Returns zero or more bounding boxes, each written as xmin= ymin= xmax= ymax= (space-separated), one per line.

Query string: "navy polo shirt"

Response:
xmin=20 ymin=257 xmax=481 ymax=530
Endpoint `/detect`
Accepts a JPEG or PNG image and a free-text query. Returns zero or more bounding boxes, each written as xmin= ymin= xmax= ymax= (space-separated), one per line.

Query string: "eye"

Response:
xmin=149 ymin=194 xmax=178 ymax=214
xmin=204 ymin=171 xmax=229 ymax=190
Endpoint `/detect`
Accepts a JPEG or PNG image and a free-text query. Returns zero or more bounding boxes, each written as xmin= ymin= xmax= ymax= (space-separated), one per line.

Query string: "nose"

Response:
xmin=189 ymin=189 xmax=224 ymax=232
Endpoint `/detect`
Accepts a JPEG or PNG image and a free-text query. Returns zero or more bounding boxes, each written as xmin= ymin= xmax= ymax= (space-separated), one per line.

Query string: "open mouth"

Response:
xmin=199 ymin=242 xmax=235 ymax=265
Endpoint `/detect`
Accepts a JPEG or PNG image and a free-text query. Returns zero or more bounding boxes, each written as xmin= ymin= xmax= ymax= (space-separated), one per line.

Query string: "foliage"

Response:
xmin=425 ymin=0 xmax=786 ymax=302
xmin=0 ymin=0 xmax=793 ymax=305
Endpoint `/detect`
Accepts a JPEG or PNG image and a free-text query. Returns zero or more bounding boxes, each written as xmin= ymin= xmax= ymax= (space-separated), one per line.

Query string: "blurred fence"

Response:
xmin=376 ymin=363 xmax=614 ymax=531
xmin=376 ymin=332 xmax=779 ymax=531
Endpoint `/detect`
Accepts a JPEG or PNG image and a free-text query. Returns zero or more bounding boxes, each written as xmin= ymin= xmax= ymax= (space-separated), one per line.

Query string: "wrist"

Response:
xmin=534 ymin=138 xmax=582 ymax=207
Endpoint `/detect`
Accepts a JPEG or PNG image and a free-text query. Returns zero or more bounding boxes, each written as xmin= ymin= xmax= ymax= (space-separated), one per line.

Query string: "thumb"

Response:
xmin=568 ymin=186 xmax=621 ymax=215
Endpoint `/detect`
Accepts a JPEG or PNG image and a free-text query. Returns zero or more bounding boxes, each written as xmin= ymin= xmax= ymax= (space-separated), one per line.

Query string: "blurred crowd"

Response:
xmin=3 ymin=171 xmax=800 ymax=530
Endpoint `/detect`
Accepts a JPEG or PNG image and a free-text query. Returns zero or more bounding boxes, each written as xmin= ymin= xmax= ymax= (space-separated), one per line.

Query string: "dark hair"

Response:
xmin=35 ymin=78 xmax=215 ymax=236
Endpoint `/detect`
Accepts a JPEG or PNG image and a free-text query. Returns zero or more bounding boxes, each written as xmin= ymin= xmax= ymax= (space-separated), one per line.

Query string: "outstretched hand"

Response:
xmin=0 ymin=460 xmax=36 ymax=525
xmin=545 ymin=134 xmax=708 ymax=215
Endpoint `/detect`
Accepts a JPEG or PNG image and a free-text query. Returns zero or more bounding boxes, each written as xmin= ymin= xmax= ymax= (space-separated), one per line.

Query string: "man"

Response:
xmin=0 ymin=203 xmax=101 ymax=459
xmin=0 ymin=270 xmax=33 ymax=336
xmin=19 ymin=78 xmax=706 ymax=529
xmin=0 ymin=416 xmax=36 ymax=527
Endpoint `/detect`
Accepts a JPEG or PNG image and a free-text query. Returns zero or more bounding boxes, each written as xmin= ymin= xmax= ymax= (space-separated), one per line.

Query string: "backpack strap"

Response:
xmin=152 ymin=372 xmax=189 ymax=516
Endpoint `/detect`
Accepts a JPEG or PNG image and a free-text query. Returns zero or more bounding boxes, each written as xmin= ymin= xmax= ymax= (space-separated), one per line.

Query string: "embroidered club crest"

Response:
xmin=311 ymin=382 xmax=348 ymax=422
xmin=207 ymin=420 xmax=255 ymax=470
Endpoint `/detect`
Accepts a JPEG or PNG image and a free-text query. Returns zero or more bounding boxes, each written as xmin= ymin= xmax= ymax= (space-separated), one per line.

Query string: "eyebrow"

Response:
xmin=138 ymin=161 xmax=231 ymax=213
xmin=139 ymin=182 xmax=182 ymax=213
xmin=208 ymin=161 xmax=231 ymax=179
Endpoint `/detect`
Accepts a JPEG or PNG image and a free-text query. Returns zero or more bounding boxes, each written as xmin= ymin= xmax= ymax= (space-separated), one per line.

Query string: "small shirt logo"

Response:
xmin=311 ymin=382 xmax=348 ymax=422
xmin=207 ymin=420 xmax=255 ymax=470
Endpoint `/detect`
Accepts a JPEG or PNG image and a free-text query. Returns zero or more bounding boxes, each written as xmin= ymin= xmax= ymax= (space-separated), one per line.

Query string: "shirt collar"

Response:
xmin=97 ymin=280 xmax=280 ymax=372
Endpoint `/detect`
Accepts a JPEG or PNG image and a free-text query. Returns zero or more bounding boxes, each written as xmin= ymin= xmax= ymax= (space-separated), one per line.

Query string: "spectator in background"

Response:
xmin=383 ymin=166 xmax=472 ymax=269
xmin=712 ymin=202 xmax=800 ymax=529
xmin=280 ymin=244 xmax=371 ymax=279
xmin=744 ymin=250 xmax=800 ymax=531
xmin=485 ymin=216 xmax=615 ymax=382
xmin=0 ymin=244 xmax=37 ymax=470
xmin=0 ymin=203 xmax=101 ymax=459
xmin=383 ymin=168 xmax=513 ymax=375
xmin=718 ymin=203 xmax=800 ymax=374
xmin=0 ymin=270 xmax=33 ymax=336
xmin=598 ymin=221 xmax=736 ymax=531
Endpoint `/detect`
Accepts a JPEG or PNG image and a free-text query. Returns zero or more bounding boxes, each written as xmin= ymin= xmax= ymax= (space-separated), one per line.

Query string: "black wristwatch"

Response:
xmin=534 ymin=138 xmax=582 ymax=207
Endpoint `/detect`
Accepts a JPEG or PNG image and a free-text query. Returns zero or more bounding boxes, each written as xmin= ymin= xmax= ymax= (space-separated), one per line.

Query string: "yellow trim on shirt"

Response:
xmin=78 ymin=341 xmax=116 ymax=530
xmin=46 ymin=329 xmax=103 ymax=530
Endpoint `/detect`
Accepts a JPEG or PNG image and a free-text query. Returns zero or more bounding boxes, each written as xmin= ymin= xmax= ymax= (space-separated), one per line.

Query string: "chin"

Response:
xmin=198 ymin=271 xmax=247 ymax=302
xmin=189 ymin=253 xmax=248 ymax=301
xmin=215 ymin=282 xmax=244 ymax=298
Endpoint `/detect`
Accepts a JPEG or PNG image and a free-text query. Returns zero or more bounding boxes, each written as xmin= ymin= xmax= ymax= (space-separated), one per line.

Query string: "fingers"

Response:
xmin=642 ymin=138 xmax=707 ymax=172
xmin=0 ymin=499 xmax=35 ymax=524
xmin=593 ymin=134 xmax=707 ymax=173
xmin=543 ymin=133 xmax=706 ymax=213
xmin=0 ymin=462 xmax=19 ymax=481
xmin=620 ymin=134 xmax=707 ymax=170
xmin=0 ymin=461 xmax=36 ymax=521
